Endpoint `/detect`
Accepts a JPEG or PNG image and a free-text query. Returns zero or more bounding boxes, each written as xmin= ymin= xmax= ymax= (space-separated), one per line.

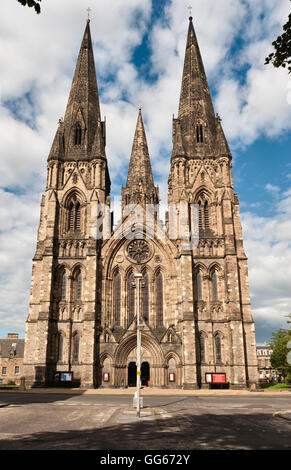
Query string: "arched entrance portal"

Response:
xmin=141 ymin=362 xmax=150 ymax=386
xmin=128 ymin=362 xmax=136 ymax=387
xmin=114 ymin=333 xmax=165 ymax=388
xmin=127 ymin=361 xmax=150 ymax=387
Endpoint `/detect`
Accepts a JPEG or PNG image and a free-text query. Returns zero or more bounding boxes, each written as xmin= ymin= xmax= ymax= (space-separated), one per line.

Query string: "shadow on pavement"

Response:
xmin=0 ymin=391 xmax=84 ymax=406
xmin=0 ymin=412 xmax=290 ymax=450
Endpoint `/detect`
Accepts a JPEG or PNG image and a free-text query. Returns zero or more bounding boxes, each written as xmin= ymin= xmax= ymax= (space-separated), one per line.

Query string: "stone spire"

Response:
xmin=174 ymin=16 xmax=218 ymax=158
xmin=122 ymin=108 xmax=159 ymax=209
xmin=48 ymin=20 xmax=105 ymax=161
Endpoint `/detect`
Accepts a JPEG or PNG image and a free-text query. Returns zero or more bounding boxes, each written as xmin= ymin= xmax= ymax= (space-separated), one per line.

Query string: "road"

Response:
xmin=0 ymin=391 xmax=290 ymax=450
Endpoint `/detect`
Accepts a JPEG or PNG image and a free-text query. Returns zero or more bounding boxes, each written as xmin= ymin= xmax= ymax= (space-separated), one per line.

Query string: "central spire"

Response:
xmin=122 ymin=108 xmax=159 ymax=211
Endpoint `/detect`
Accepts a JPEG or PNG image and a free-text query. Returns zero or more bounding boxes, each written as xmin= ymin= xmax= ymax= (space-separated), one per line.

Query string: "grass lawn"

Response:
xmin=260 ymin=382 xmax=291 ymax=390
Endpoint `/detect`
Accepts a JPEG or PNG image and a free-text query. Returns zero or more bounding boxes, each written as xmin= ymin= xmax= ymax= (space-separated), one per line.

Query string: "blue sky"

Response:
xmin=0 ymin=0 xmax=291 ymax=344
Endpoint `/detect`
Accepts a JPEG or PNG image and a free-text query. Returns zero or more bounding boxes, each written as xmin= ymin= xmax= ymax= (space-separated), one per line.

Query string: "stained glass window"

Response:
xmin=196 ymin=271 xmax=202 ymax=301
xmin=61 ymin=272 xmax=66 ymax=301
xmin=114 ymin=271 xmax=121 ymax=326
xmin=58 ymin=333 xmax=63 ymax=362
xmin=200 ymin=334 xmax=205 ymax=363
xmin=76 ymin=271 xmax=82 ymax=300
xmin=156 ymin=272 xmax=163 ymax=327
xmin=215 ymin=334 xmax=222 ymax=363
xmin=128 ymin=273 xmax=135 ymax=324
xmin=142 ymin=272 xmax=149 ymax=322
xmin=211 ymin=271 xmax=218 ymax=301
xmin=73 ymin=333 xmax=79 ymax=363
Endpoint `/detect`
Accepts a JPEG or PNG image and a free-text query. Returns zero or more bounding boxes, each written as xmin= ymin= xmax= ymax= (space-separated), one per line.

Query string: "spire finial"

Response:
xmin=87 ymin=7 xmax=91 ymax=22
xmin=188 ymin=5 xmax=192 ymax=19
xmin=138 ymin=103 xmax=142 ymax=112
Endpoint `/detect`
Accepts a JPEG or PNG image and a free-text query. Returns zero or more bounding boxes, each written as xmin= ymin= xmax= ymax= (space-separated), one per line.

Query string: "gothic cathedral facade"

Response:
xmin=23 ymin=18 xmax=258 ymax=389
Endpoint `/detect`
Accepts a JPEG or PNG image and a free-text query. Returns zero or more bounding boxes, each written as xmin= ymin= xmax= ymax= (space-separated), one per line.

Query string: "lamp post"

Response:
xmin=134 ymin=272 xmax=142 ymax=417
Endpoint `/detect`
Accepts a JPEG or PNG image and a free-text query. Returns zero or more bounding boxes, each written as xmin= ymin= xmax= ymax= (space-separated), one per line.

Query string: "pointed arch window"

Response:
xmin=215 ymin=334 xmax=222 ymax=363
xmin=156 ymin=271 xmax=163 ymax=327
xmin=67 ymin=195 xmax=81 ymax=232
xmin=196 ymin=124 xmax=204 ymax=143
xmin=200 ymin=333 xmax=205 ymax=363
xmin=196 ymin=271 xmax=202 ymax=301
xmin=76 ymin=271 xmax=82 ymax=300
xmin=113 ymin=271 xmax=121 ymax=326
xmin=57 ymin=333 xmax=63 ymax=362
xmin=204 ymin=201 xmax=209 ymax=228
xmin=73 ymin=333 xmax=80 ymax=363
xmin=142 ymin=272 xmax=149 ymax=322
xmin=74 ymin=123 xmax=82 ymax=146
xmin=128 ymin=273 xmax=135 ymax=325
xmin=61 ymin=272 xmax=67 ymax=301
xmin=211 ymin=271 xmax=218 ymax=301
xmin=197 ymin=197 xmax=210 ymax=230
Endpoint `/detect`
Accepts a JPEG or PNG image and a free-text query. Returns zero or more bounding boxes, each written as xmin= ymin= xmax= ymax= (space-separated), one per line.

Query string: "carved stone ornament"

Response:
xmin=127 ymin=240 xmax=150 ymax=263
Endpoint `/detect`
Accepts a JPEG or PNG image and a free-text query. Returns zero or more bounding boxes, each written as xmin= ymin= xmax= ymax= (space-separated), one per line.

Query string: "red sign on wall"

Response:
xmin=169 ymin=373 xmax=175 ymax=382
xmin=205 ymin=373 xmax=226 ymax=384
xmin=212 ymin=373 xmax=226 ymax=383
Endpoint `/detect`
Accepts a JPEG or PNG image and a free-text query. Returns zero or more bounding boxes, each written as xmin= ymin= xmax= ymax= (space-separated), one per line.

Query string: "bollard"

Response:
xmin=19 ymin=376 xmax=26 ymax=391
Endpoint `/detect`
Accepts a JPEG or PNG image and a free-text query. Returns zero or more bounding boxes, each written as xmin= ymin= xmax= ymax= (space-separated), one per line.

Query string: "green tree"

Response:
xmin=265 ymin=7 xmax=291 ymax=74
xmin=17 ymin=0 xmax=42 ymax=14
xmin=270 ymin=328 xmax=291 ymax=377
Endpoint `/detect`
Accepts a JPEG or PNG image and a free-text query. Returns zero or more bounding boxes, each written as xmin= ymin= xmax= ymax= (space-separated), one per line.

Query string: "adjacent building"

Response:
xmin=257 ymin=343 xmax=278 ymax=382
xmin=23 ymin=16 xmax=258 ymax=389
xmin=0 ymin=334 xmax=24 ymax=385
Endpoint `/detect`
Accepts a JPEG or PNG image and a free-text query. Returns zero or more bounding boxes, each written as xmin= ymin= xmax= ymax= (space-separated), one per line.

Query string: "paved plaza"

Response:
xmin=0 ymin=389 xmax=290 ymax=450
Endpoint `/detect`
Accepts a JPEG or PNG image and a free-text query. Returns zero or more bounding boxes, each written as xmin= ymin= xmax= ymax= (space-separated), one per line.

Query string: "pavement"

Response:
xmin=0 ymin=389 xmax=290 ymax=449
xmin=1 ymin=386 xmax=291 ymax=421
xmin=3 ymin=385 xmax=291 ymax=395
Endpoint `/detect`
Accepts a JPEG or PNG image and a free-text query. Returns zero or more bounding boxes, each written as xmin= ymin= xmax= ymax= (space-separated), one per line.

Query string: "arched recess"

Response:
xmin=141 ymin=268 xmax=149 ymax=322
xmin=165 ymin=352 xmax=182 ymax=388
xmin=208 ymin=263 xmax=223 ymax=303
xmin=198 ymin=331 xmax=208 ymax=364
xmin=214 ymin=330 xmax=224 ymax=364
xmin=71 ymin=264 xmax=84 ymax=302
xmin=61 ymin=188 xmax=87 ymax=235
xmin=53 ymin=265 xmax=70 ymax=319
xmin=194 ymin=187 xmax=214 ymax=231
xmin=155 ymin=269 xmax=164 ymax=327
xmin=126 ymin=269 xmax=135 ymax=327
xmin=114 ymin=333 xmax=165 ymax=387
xmin=57 ymin=331 xmax=64 ymax=362
xmin=112 ymin=268 xmax=121 ymax=327
xmin=71 ymin=330 xmax=81 ymax=364
xmin=193 ymin=263 xmax=207 ymax=302
xmin=100 ymin=353 xmax=113 ymax=387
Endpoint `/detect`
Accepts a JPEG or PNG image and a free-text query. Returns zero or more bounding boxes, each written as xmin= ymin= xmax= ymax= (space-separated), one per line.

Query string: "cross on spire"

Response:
xmin=87 ymin=7 xmax=91 ymax=20
xmin=188 ymin=5 xmax=192 ymax=18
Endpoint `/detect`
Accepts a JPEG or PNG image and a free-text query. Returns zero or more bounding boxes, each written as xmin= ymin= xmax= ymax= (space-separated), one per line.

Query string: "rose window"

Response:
xmin=128 ymin=240 xmax=150 ymax=263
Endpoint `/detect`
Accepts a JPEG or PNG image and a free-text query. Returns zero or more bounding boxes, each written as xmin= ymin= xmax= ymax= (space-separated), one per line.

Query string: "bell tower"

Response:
xmin=23 ymin=20 xmax=111 ymax=388
xmin=167 ymin=16 xmax=258 ymax=389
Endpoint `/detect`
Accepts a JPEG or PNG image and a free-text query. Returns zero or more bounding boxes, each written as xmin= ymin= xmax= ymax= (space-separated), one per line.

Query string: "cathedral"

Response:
xmin=23 ymin=17 xmax=258 ymax=389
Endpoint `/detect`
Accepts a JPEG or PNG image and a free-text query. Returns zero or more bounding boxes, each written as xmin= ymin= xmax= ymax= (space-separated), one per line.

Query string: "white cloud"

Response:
xmin=241 ymin=187 xmax=291 ymax=334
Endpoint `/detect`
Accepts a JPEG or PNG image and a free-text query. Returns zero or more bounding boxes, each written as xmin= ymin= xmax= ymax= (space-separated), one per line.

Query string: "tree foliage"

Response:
xmin=265 ymin=7 xmax=291 ymax=74
xmin=17 ymin=0 xmax=42 ymax=14
xmin=270 ymin=327 xmax=291 ymax=376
